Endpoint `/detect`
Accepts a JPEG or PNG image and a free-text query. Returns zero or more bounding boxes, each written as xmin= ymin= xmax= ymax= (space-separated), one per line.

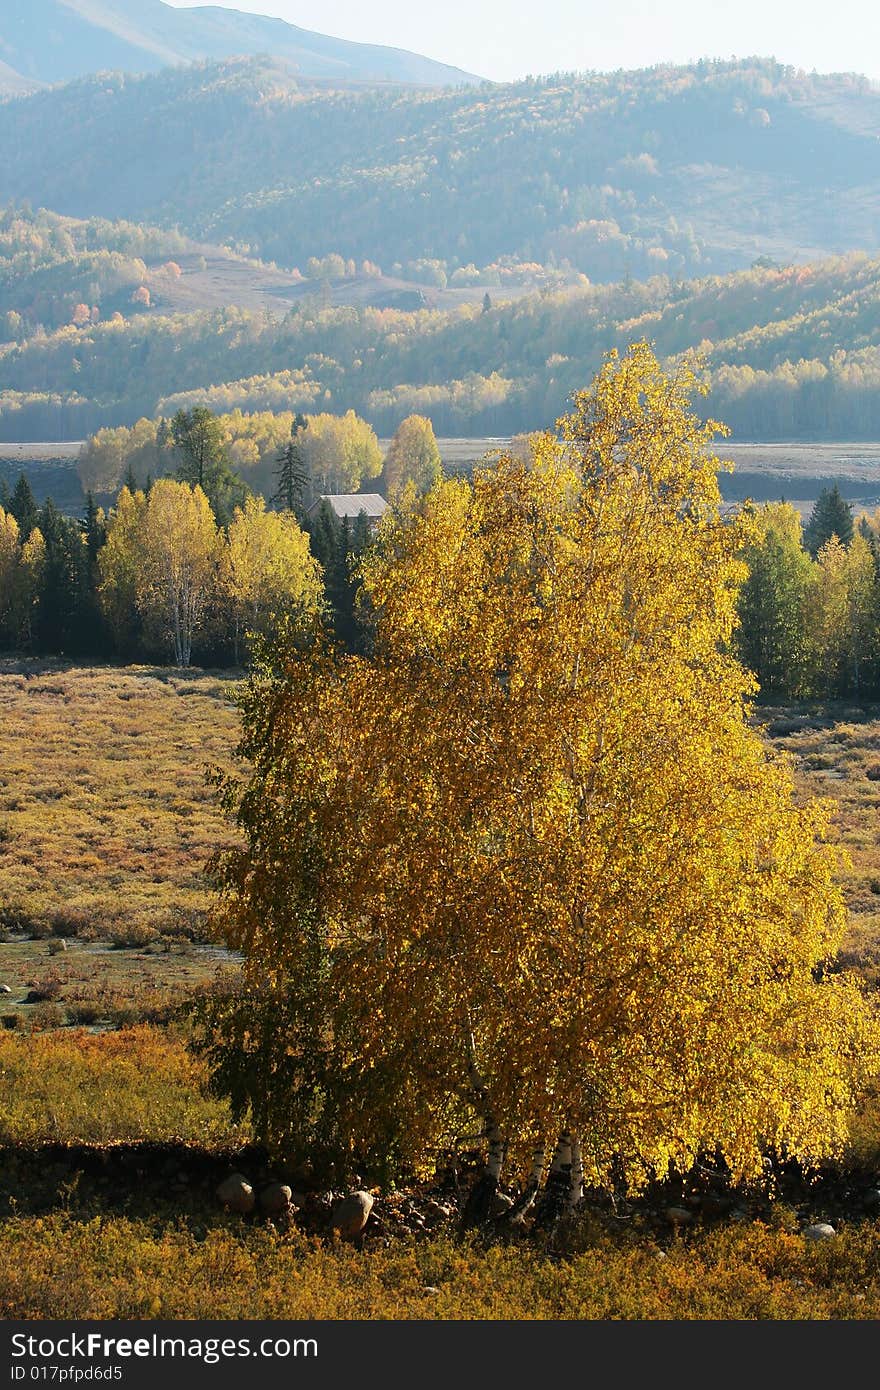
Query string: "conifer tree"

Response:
xmin=736 ymin=503 xmax=813 ymax=696
xmin=804 ymin=483 xmax=853 ymax=557
xmin=34 ymin=499 xmax=90 ymax=653
xmin=171 ymin=406 xmax=248 ymax=525
xmin=272 ymin=413 xmax=309 ymax=516
xmin=9 ymin=474 xmax=38 ymax=541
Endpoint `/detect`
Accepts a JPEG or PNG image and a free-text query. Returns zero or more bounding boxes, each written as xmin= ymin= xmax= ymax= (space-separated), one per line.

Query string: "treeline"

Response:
xmin=737 ymin=486 xmax=880 ymax=699
xmin=0 ymin=472 xmax=330 ymax=666
xmin=78 ymin=407 xmax=389 ymax=502
xmin=5 ymin=245 xmax=880 ymax=441
xmin=1 ymin=57 xmax=876 ymax=281
xmin=6 ymin=435 xmax=880 ymax=697
xmin=0 ymin=408 xmax=442 ymax=664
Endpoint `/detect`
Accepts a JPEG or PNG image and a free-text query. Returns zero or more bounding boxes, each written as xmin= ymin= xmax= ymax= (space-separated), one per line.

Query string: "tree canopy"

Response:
xmin=202 ymin=344 xmax=879 ymax=1191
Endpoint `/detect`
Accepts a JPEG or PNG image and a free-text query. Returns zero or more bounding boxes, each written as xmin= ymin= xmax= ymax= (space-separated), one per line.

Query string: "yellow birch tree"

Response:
xmin=204 ymin=344 xmax=880 ymax=1196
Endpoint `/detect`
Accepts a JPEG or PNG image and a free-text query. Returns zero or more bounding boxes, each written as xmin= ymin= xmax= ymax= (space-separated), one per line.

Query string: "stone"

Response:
xmin=803 ymin=1222 xmax=836 ymax=1241
xmin=259 ymin=1182 xmax=294 ymax=1217
xmin=330 ymin=1190 xmax=374 ymax=1239
xmin=665 ymin=1206 xmax=694 ymax=1226
xmin=216 ymin=1173 xmax=255 ymax=1214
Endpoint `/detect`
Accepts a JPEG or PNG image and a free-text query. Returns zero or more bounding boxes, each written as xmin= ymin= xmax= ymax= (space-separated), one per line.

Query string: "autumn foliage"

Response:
xmin=205 ymin=345 xmax=879 ymax=1189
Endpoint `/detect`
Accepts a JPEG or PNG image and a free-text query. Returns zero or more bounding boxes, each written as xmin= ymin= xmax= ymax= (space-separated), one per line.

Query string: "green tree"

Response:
xmin=804 ymin=484 xmax=854 ymax=558
xmin=33 ymin=499 xmax=91 ymax=654
xmin=9 ymin=474 xmax=38 ymax=541
xmin=736 ymin=503 xmax=814 ymax=696
xmin=272 ymin=413 xmax=310 ymax=516
xmin=171 ymin=406 xmax=248 ymax=525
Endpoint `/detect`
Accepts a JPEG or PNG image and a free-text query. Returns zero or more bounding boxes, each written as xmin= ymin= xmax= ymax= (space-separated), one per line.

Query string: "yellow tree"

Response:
xmin=134 ymin=480 xmax=219 ymax=667
xmin=97 ymin=485 xmax=148 ymax=654
xmin=810 ymin=534 xmax=850 ymax=693
xmin=205 ymin=344 xmax=879 ymax=1198
xmin=382 ymin=414 xmax=442 ymax=496
xmin=301 ymin=411 xmax=383 ymax=495
xmin=221 ymin=495 xmax=323 ymax=662
xmin=842 ymin=530 xmax=878 ymax=696
xmin=0 ymin=507 xmax=20 ymax=640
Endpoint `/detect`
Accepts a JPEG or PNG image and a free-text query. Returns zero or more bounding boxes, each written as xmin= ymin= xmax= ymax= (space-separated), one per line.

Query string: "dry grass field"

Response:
xmin=760 ymin=702 xmax=880 ymax=978
xmin=0 ymin=660 xmax=240 ymax=941
xmin=0 ymin=660 xmax=243 ymax=1029
xmin=3 ymin=1216 xmax=880 ymax=1320
xmin=2 ymin=666 xmax=880 ymax=1320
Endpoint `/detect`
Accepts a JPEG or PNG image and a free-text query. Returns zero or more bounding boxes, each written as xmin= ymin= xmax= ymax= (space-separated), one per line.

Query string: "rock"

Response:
xmin=425 ymin=1198 xmax=453 ymax=1219
xmin=803 ymin=1222 xmax=836 ymax=1241
xmin=0 ymin=984 xmax=11 ymax=994
xmin=259 ymin=1182 xmax=294 ymax=1217
xmin=491 ymin=1192 xmax=514 ymax=1217
xmin=216 ymin=1173 xmax=255 ymax=1214
xmin=665 ymin=1206 xmax=694 ymax=1226
xmin=330 ymin=1190 xmax=374 ymax=1239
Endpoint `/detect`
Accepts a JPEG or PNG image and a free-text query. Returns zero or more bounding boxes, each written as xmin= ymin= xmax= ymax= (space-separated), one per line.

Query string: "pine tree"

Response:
xmin=171 ymin=406 xmax=247 ymax=525
xmin=34 ymin=499 xmax=90 ymax=654
xmin=9 ymin=474 xmax=38 ymax=540
xmin=272 ymin=414 xmax=310 ymax=516
xmin=804 ymin=483 xmax=853 ymax=557
xmin=736 ymin=503 xmax=813 ymax=696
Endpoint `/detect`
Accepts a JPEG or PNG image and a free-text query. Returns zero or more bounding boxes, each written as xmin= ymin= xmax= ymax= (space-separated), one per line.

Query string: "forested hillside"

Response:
xmin=0 ymin=59 xmax=878 ymax=282
xmin=2 ymin=206 xmax=880 ymax=440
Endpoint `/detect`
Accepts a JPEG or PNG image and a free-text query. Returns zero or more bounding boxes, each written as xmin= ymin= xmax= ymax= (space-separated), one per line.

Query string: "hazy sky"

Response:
xmin=167 ymin=0 xmax=880 ymax=82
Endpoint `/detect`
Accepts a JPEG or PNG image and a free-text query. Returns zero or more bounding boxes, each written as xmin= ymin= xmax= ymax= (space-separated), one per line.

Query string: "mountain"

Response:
xmin=0 ymin=0 xmax=480 ymax=88
xmin=0 ymin=58 xmax=878 ymax=284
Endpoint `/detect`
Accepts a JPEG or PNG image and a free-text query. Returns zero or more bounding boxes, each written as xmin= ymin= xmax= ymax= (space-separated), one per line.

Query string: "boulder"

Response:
xmin=259 ymin=1182 xmax=294 ymax=1218
xmin=803 ymin=1222 xmax=836 ymax=1241
xmin=216 ymin=1173 xmax=255 ymax=1214
xmin=330 ymin=1190 xmax=374 ymax=1239
xmin=665 ymin=1206 xmax=694 ymax=1226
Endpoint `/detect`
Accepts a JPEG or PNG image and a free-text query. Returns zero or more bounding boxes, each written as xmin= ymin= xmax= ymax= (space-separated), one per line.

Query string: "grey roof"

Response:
xmin=310 ymin=493 xmax=389 ymax=521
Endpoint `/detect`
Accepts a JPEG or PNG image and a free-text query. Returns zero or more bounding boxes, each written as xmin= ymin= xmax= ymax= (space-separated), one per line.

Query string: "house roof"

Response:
xmin=310 ymin=493 xmax=389 ymax=521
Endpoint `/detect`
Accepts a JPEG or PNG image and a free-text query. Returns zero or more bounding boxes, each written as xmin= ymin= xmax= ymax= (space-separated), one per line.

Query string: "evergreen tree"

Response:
xmin=272 ymin=414 xmax=309 ymax=516
xmin=9 ymin=474 xmax=38 ymax=540
xmin=736 ymin=503 xmax=813 ymax=696
xmin=804 ymin=484 xmax=853 ymax=558
xmin=33 ymin=499 xmax=91 ymax=654
xmin=0 ymin=477 xmax=10 ymax=512
xmin=77 ymin=491 xmax=110 ymax=655
xmin=80 ymin=491 xmax=106 ymax=575
xmin=171 ymin=406 xmax=248 ymax=525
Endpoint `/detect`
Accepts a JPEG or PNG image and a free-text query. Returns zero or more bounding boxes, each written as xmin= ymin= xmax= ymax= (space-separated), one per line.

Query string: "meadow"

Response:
xmin=2 ymin=663 xmax=880 ymax=1320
